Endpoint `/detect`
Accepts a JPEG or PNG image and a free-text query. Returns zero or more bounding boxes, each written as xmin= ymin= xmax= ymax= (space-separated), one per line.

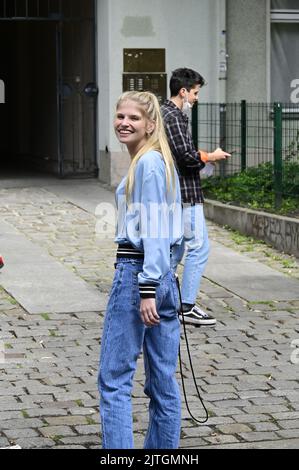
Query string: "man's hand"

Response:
xmin=140 ymin=298 xmax=160 ymax=327
xmin=207 ymin=147 xmax=231 ymax=162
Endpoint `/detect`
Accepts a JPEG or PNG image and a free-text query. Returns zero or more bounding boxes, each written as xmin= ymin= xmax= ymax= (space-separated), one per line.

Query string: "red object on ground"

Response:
xmin=0 ymin=256 xmax=4 ymax=269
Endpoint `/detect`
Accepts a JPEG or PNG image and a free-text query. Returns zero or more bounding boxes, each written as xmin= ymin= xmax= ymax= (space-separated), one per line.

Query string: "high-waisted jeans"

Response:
xmin=98 ymin=259 xmax=181 ymax=449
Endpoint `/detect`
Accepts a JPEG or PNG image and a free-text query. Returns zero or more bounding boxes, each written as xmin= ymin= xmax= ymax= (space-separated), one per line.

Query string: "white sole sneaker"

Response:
xmin=179 ymin=310 xmax=217 ymax=326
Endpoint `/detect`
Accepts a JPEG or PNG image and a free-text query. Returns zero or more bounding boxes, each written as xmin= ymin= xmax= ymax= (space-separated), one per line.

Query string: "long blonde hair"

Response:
xmin=115 ymin=91 xmax=176 ymax=201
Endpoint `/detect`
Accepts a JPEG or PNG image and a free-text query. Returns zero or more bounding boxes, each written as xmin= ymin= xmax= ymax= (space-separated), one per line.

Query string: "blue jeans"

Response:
xmin=171 ymin=204 xmax=210 ymax=306
xmin=98 ymin=259 xmax=181 ymax=449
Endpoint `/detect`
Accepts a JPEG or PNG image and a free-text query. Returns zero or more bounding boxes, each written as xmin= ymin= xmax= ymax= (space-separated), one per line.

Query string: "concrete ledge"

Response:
xmin=204 ymin=199 xmax=299 ymax=258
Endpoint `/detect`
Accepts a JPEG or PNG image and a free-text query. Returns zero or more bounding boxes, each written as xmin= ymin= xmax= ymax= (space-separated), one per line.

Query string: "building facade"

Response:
xmin=0 ymin=0 xmax=298 ymax=185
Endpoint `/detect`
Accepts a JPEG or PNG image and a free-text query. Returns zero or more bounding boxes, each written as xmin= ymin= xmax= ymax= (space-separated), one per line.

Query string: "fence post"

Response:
xmin=274 ymin=102 xmax=283 ymax=209
xmin=220 ymin=103 xmax=227 ymax=177
xmin=192 ymin=102 xmax=199 ymax=148
xmin=241 ymin=100 xmax=247 ymax=171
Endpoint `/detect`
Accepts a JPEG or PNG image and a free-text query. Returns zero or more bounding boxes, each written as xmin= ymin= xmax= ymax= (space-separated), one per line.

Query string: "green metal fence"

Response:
xmin=192 ymin=102 xmax=299 ymax=210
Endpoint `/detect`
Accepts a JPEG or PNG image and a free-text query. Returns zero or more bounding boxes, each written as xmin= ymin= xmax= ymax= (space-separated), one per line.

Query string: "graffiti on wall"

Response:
xmin=252 ymin=214 xmax=299 ymax=257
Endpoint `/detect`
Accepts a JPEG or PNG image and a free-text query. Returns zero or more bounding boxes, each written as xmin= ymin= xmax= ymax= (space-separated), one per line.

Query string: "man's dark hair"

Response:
xmin=170 ymin=68 xmax=206 ymax=97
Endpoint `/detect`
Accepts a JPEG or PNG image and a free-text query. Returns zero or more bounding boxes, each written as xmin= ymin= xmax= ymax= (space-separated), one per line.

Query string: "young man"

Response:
xmin=161 ymin=68 xmax=230 ymax=326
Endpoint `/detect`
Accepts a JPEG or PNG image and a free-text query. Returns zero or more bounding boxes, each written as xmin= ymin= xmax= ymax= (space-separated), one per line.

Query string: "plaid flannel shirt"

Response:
xmin=161 ymin=100 xmax=206 ymax=204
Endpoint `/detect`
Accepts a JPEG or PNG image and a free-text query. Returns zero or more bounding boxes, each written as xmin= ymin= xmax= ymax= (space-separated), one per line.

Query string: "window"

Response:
xmin=0 ymin=0 xmax=94 ymax=20
xmin=271 ymin=0 xmax=299 ymax=103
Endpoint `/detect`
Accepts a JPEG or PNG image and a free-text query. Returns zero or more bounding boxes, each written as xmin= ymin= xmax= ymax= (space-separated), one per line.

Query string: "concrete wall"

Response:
xmin=226 ymin=0 xmax=270 ymax=102
xmin=96 ymin=0 xmax=226 ymax=186
xmin=205 ymin=199 xmax=299 ymax=258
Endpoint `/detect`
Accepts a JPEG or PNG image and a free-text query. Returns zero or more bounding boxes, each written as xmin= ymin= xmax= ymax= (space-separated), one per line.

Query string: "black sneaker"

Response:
xmin=0 ymin=256 xmax=4 ymax=269
xmin=179 ymin=305 xmax=216 ymax=326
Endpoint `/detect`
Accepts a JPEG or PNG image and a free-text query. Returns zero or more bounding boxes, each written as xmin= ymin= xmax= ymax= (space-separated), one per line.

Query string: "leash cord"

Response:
xmin=176 ymin=276 xmax=209 ymax=425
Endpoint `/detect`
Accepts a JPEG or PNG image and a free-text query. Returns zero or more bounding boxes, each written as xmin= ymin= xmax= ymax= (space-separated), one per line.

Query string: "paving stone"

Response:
xmin=19 ymin=395 xmax=54 ymax=406
xmin=207 ymin=407 xmax=247 ymax=417
xmin=234 ymin=383 xmax=272 ymax=391
xmin=74 ymin=425 xmax=99 ymax=435
xmin=0 ymin=401 xmax=26 ymax=412
xmin=0 ymin=411 xmax=23 ymax=421
xmin=3 ymin=429 xmax=40 ymax=439
xmin=202 ymin=393 xmax=239 ymax=402
xmin=250 ymin=397 xmax=288 ymax=406
xmin=182 ymin=426 xmax=213 ymax=437
xmin=203 ymin=416 xmax=235 ymax=426
xmin=40 ymin=401 xmax=80 ymax=409
xmin=252 ymin=422 xmax=280 ymax=432
xmin=242 ymin=405 xmax=290 ymax=415
xmin=53 ymin=445 xmax=87 ymax=449
xmin=202 ymin=384 xmax=237 ymax=394
xmin=277 ymin=420 xmax=299 ymax=430
xmin=39 ymin=426 xmax=77 ymax=438
xmin=237 ymin=391 xmax=268 ymax=400
xmin=232 ymin=414 xmax=273 ymax=424
xmin=0 ymin=438 xmax=11 ymax=448
xmin=25 ymin=408 xmax=69 ymax=418
xmin=12 ymin=438 xmax=56 ymax=449
xmin=214 ymin=369 xmax=247 ymax=377
xmin=59 ymin=435 xmax=100 ymax=446
xmin=276 ymin=429 xmax=299 ymax=439
xmin=238 ymin=431 xmax=280 ymax=442
xmin=69 ymin=408 xmax=98 ymax=417
xmin=271 ymin=412 xmax=299 ymax=421
xmin=216 ymin=424 xmax=253 ymax=434
xmin=44 ymin=416 xmax=88 ymax=426
xmin=212 ymin=399 xmax=251 ymax=408
xmin=0 ymin=419 xmax=44 ymax=430
xmin=196 ymin=438 xmax=299 ymax=449
xmin=205 ymin=434 xmax=240 ymax=445
xmin=179 ymin=437 xmax=210 ymax=448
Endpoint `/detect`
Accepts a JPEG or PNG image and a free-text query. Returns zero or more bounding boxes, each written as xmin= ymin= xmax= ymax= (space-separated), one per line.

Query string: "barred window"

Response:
xmin=0 ymin=0 xmax=93 ymax=20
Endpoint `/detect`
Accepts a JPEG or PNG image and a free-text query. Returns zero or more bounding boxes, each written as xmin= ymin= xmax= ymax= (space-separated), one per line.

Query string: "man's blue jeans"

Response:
xmin=98 ymin=259 xmax=181 ymax=449
xmin=171 ymin=204 xmax=210 ymax=306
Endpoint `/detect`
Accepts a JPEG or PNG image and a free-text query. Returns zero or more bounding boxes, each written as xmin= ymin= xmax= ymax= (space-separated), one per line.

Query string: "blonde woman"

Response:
xmin=98 ymin=92 xmax=183 ymax=449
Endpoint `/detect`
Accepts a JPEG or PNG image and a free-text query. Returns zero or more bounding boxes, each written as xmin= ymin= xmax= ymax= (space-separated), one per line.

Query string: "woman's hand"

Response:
xmin=140 ymin=298 xmax=160 ymax=327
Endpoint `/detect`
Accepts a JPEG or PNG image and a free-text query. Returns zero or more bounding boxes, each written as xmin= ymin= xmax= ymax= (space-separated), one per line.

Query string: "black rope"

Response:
xmin=176 ymin=275 xmax=209 ymax=425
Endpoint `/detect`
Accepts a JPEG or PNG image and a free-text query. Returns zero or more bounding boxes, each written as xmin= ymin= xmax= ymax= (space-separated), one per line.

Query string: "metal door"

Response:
xmin=0 ymin=0 xmax=98 ymax=177
xmin=57 ymin=0 xmax=98 ymax=177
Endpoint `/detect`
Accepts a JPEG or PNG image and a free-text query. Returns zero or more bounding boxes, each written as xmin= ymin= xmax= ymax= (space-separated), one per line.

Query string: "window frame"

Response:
xmin=270 ymin=5 xmax=299 ymax=108
xmin=271 ymin=9 xmax=299 ymax=22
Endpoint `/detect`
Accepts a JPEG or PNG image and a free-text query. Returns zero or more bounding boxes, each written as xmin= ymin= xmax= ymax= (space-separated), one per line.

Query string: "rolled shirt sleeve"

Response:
xmin=137 ymin=168 xmax=173 ymax=298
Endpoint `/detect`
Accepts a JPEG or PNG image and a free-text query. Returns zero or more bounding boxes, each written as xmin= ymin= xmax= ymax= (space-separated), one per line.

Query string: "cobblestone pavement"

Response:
xmin=0 ymin=184 xmax=299 ymax=449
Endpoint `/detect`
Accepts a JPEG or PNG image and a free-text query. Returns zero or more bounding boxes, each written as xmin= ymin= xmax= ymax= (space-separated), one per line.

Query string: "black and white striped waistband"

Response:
xmin=117 ymin=244 xmax=144 ymax=260
xmin=117 ymin=244 xmax=173 ymax=260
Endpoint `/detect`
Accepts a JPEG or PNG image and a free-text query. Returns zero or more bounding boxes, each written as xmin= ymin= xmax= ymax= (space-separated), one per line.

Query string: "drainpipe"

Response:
xmin=218 ymin=0 xmax=227 ymax=104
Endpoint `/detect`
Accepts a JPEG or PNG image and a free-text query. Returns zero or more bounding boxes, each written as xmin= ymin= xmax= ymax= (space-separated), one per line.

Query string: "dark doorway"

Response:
xmin=0 ymin=0 xmax=98 ymax=178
